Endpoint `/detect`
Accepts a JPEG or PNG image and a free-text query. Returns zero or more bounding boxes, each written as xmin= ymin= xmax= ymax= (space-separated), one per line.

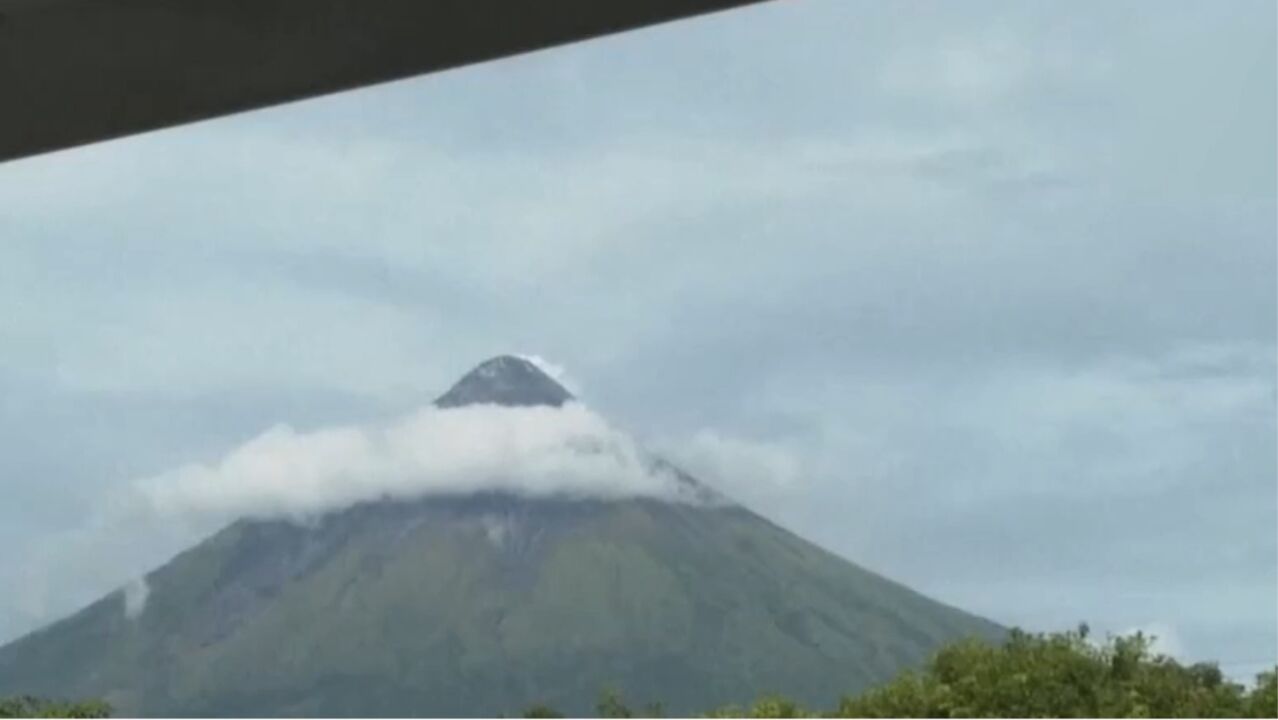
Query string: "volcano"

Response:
xmin=0 ymin=356 xmax=1001 ymax=717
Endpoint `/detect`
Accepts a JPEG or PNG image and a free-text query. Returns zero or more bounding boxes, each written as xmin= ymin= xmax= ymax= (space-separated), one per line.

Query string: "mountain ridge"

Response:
xmin=434 ymin=355 xmax=574 ymax=409
xmin=0 ymin=357 xmax=1004 ymax=717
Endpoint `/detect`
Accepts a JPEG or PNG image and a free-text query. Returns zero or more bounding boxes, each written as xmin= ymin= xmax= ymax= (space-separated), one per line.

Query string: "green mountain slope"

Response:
xmin=0 ymin=494 xmax=1000 ymax=717
xmin=0 ymin=357 xmax=1003 ymax=716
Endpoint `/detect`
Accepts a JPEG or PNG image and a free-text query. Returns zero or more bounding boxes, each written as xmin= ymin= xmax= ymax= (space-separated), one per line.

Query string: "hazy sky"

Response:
xmin=1 ymin=0 xmax=1274 ymax=679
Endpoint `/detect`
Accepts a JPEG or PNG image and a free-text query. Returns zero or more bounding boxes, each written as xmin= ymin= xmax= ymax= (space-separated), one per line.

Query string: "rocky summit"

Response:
xmin=434 ymin=355 xmax=574 ymax=409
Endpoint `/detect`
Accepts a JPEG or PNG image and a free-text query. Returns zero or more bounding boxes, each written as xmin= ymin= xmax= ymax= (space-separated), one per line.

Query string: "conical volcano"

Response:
xmin=435 ymin=355 xmax=573 ymax=409
xmin=0 ymin=357 xmax=1003 ymax=717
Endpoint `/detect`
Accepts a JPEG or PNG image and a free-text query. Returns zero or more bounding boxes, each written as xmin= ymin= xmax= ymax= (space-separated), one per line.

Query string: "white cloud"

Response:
xmin=877 ymin=19 xmax=1109 ymax=110
xmin=139 ymin=401 xmax=697 ymax=523
xmin=517 ymin=353 xmax=582 ymax=396
xmin=7 ymin=495 xmax=198 ymax=641
xmin=1120 ymin=621 xmax=1187 ymax=659
xmin=880 ymin=27 xmax=1034 ymax=105
xmin=481 ymin=513 xmax=515 ymax=550
xmin=122 ymin=577 xmax=150 ymax=620
xmin=654 ymin=429 xmax=803 ymax=510
xmin=1079 ymin=621 xmax=1187 ymax=660
xmin=3 ymin=401 xmax=714 ymax=641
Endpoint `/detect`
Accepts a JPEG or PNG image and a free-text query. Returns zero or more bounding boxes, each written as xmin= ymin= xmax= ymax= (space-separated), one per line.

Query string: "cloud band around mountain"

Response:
xmin=137 ymin=401 xmax=696 ymax=523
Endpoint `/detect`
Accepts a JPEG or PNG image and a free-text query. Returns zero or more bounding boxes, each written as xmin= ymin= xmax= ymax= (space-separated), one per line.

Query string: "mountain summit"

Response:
xmin=0 ymin=357 xmax=1003 ymax=717
xmin=435 ymin=355 xmax=574 ymax=409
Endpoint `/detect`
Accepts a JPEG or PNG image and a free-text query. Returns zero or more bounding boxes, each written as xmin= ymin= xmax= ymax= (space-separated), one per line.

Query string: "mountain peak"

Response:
xmin=434 ymin=355 xmax=574 ymax=409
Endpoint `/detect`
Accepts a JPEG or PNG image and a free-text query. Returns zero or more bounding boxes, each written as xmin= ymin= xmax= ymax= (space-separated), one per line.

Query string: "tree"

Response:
xmin=642 ymin=701 xmax=666 ymax=718
xmin=834 ymin=626 xmax=1273 ymax=718
xmin=596 ymin=689 xmax=633 ymax=719
xmin=1245 ymin=670 xmax=1277 ymax=719
xmin=0 ymin=696 xmax=112 ymax=718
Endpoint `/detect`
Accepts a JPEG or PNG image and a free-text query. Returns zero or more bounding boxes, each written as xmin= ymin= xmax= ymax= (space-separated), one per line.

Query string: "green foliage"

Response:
xmin=702 ymin=695 xmax=812 ymax=718
xmin=586 ymin=691 xmax=677 ymax=718
xmin=698 ymin=625 xmax=1278 ymax=718
xmin=746 ymin=695 xmax=810 ymax=717
xmin=6 ymin=629 xmax=1275 ymax=719
xmin=1246 ymin=671 xmax=1277 ymax=718
xmin=597 ymin=689 xmax=633 ymax=718
xmin=642 ymin=701 xmax=666 ymax=718
xmin=832 ymin=626 xmax=1276 ymax=718
xmin=0 ymin=696 xmax=111 ymax=718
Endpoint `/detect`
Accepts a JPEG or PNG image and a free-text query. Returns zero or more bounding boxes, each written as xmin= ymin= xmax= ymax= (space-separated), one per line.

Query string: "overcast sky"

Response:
xmin=1 ymin=0 xmax=1274 ymax=680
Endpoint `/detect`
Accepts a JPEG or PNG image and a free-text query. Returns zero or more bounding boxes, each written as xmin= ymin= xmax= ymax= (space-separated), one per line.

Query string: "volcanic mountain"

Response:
xmin=0 ymin=356 xmax=1002 ymax=717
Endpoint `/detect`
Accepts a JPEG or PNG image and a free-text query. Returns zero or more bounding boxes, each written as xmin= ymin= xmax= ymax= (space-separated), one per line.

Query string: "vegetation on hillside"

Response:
xmin=829 ymin=626 xmax=1277 ymax=718
xmin=6 ymin=627 xmax=1274 ymax=717
xmin=0 ymin=498 xmax=1001 ymax=717
xmin=0 ymin=696 xmax=111 ymax=718
xmin=524 ymin=627 xmax=1277 ymax=718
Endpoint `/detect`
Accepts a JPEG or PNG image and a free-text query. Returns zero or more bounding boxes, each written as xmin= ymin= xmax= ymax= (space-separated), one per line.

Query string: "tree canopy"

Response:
xmin=0 ymin=696 xmax=111 ymax=719
xmin=526 ymin=627 xmax=1276 ymax=718
xmin=9 ymin=627 xmax=1277 ymax=718
xmin=834 ymin=626 xmax=1276 ymax=718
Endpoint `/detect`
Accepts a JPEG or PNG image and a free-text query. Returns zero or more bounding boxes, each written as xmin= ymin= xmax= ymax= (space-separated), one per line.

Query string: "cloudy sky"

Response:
xmin=1 ymin=0 xmax=1274 ymax=679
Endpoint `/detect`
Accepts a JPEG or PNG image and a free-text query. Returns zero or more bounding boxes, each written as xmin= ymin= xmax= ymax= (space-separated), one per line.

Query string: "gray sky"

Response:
xmin=1 ymin=0 xmax=1274 ymax=680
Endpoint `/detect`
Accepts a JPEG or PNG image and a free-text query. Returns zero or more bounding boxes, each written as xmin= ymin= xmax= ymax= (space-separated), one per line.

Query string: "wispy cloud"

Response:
xmin=517 ymin=354 xmax=582 ymax=396
xmin=140 ymin=402 xmax=696 ymax=522
xmin=1121 ymin=621 xmax=1188 ymax=660
xmin=122 ymin=577 xmax=150 ymax=620
xmin=653 ymin=429 xmax=803 ymax=511
xmin=6 ymin=400 xmax=709 ymax=638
